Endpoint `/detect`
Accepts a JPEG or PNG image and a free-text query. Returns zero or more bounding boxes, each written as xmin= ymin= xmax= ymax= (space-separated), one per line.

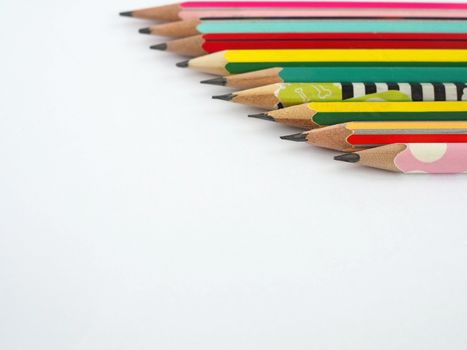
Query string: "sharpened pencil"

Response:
xmin=334 ymin=143 xmax=467 ymax=173
xmin=181 ymin=49 xmax=467 ymax=75
xmin=151 ymin=35 xmax=206 ymax=56
xmin=121 ymin=1 xmax=467 ymax=21
xmin=201 ymin=67 xmax=467 ymax=90
xmin=249 ymin=101 xmax=467 ymax=129
xmin=140 ymin=19 xmax=200 ymax=38
xmin=280 ymin=121 xmax=467 ymax=151
xmin=147 ymin=18 xmax=467 ymax=38
xmin=155 ymin=33 xmax=467 ymax=57
xmin=213 ymin=82 xmax=467 ymax=110
xmin=120 ymin=1 xmax=467 ymax=21
xmin=120 ymin=3 xmax=182 ymax=21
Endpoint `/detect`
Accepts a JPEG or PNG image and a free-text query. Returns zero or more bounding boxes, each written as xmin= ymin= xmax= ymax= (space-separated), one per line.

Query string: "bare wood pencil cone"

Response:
xmin=153 ymin=35 xmax=206 ymax=56
xmin=335 ymin=144 xmax=406 ymax=172
xmin=204 ymin=68 xmax=283 ymax=89
xmin=183 ymin=51 xmax=229 ymax=75
xmin=120 ymin=3 xmax=181 ymax=21
xmin=152 ymin=34 xmax=205 ymax=57
xmin=281 ymin=125 xmax=354 ymax=149
xmin=251 ymin=103 xmax=319 ymax=129
xmin=145 ymin=19 xmax=200 ymax=38
xmin=281 ymin=124 xmax=353 ymax=151
xmin=212 ymin=84 xmax=284 ymax=109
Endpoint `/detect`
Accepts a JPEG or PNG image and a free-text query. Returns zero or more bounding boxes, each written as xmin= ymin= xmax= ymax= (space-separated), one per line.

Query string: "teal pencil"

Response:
xmin=148 ymin=19 xmax=467 ymax=37
xmin=201 ymin=67 xmax=467 ymax=89
xmin=198 ymin=19 xmax=467 ymax=34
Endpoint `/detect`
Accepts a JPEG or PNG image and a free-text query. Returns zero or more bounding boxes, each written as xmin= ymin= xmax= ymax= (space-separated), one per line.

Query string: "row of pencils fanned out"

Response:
xmin=121 ymin=1 xmax=467 ymax=174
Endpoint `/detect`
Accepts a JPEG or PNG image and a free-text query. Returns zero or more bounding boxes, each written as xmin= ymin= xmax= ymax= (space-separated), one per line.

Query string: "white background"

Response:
xmin=1 ymin=0 xmax=467 ymax=349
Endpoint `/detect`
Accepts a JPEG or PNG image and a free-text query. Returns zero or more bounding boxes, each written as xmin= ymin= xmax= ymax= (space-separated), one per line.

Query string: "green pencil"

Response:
xmin=201 ymin=66 xmax=467 ymax=90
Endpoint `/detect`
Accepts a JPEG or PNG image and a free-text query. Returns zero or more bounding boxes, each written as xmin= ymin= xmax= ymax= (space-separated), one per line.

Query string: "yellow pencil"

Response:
xmin=177 ymin=49 xmax=467 ymax=75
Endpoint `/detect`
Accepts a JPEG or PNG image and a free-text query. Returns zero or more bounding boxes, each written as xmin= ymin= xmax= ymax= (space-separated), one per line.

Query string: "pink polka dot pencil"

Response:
xmin=334 ymin=143 xmax=467 ymax=173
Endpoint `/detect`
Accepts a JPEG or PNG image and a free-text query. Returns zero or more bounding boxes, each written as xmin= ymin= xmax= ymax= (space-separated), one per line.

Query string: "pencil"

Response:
xmin=201 ymin=67 xmax=467 ymax=90
xmin=121 ymin=1 xmax=467 ymax=21
xmin=144 ymin=19 xmax=467 ymax=38
xmin=180 ymin=49 xmax=467 ymax=75
xmin=334 ymin=143 xmax=467 ymax=173
xmin=212 ymin=82 xmax=467 ymax=110
xmin=120 ymin=3 xmax=182 ymax=21
xmin=280 ymin=121 xmax=467 ymax=151
xmin=141 ymin=19 xmax=200 ymax=37
xmin=153 ymin=33 xmax=467 ymax=57
xmin=249 ymin=101 xmax=467 ymax=129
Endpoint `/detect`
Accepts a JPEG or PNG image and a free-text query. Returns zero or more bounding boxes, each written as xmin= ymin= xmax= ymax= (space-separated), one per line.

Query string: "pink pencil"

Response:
xmin=120 ymin=1 xmax=467 ymax=21
xmin=183 ymin=1 xmax=467 ymax=10
xmin=179 ymin=8 xmax=467 ymax=20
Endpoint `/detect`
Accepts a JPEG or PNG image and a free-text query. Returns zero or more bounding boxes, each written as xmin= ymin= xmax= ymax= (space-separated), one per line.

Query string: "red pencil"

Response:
xmin=151 ymin=32 xmax=467 ymax=57
xmin=204 ymin=33 xmax=467 ymax=40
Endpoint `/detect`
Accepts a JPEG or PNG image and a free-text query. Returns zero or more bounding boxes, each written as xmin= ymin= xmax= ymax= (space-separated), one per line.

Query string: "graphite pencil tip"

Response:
xmin=200 ymin=77 xmax=227 ymax=86
xmin=176 ymin=60 xmax=189 ymax=68
xmin=119 ymin=11 xmax=133 ymax=17
xmin=334 ymin=153 xmax=360 ymax=163
xmin=248 ymin=113 xmax=274 ymax=122
xmin=150 ymin=43 xmax=168 ymax=51
xmin=212 ymin=94 xmax=234 ymax=101
xmin=280 ymin=132 xmax=308 ymax=142
xmin=139 ymin=27 xmax=151 ymax=34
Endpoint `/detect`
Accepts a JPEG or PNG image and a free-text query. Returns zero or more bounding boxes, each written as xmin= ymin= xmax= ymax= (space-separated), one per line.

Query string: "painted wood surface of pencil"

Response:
xmin=180 ymin=50 xmax=467 ymax=75
xmin=280 ymin=121 xmax=467 ymax=151
xmin=212 ymin=82 xmax=467 ymax=109
xmin=250 ymin=101 xmax=467 ymax=129
xmin=120 ymin=1 xmax=467 ymax=20
xmin=146 ymin=19 xmax=467 ymax=38
xmin=201 ymin=67 xmax=467 ymax=90
xmin=334 ymin=143 xmax=467 ymax=173
xmin=154 ymin=33 xmax=467 ymax=56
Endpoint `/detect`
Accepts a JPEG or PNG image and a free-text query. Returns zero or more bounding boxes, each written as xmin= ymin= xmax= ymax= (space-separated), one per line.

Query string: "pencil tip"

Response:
xmin=176 ymin=60 xmax=189 ymax=68
xmin=334 ymin=153 xmax=360 ymax=163
xmin=248 ymin=113 xmax=274 ymax=122
xmin=119 ymin=11 xmax=133 ymax=17
xmin=280 ymin=132 xmax=307 ymax=142
xmin=150 ymin=43 xmax=168 ymax=51
xmin=139 ymin=27 xmax=151 ymax=34
xmin=212 ymin=94 xmax=234 ymax=101
xmin=200 ymin=77 xmax=226 ymax=86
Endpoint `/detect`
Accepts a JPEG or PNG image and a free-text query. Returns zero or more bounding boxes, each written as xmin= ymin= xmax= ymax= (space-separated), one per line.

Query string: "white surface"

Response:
xmin=1 ymin=1 xmax=467 ymax=349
